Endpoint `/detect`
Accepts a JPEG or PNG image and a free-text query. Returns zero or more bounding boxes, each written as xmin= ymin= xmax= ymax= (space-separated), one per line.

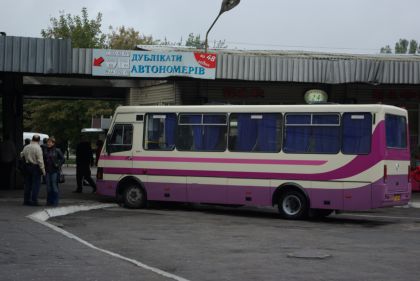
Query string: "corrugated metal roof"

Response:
xmin=215 ymin=52 xmax=420 ymax=84
xmin=137 ymin=45 xmax=420 ymax=84
xmin=2 ymin=37 xmax=420 ymax=84
xmin=72 ymin=48 xmax=92 ymax=75
xmin=0 ymin=36 xmax=72 ymax=74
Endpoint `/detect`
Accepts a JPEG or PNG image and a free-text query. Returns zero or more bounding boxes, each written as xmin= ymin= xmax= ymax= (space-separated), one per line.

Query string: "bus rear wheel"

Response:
xmin=278 ymin=190 xmax=308 ymax=220
xmin=123 ymin=184 xmax=146 ymax=209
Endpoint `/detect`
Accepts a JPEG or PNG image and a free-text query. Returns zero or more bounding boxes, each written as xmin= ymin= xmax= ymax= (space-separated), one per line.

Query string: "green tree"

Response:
xmin=380 ymin=45 xmax=392 ymax=54
xmin=185 ymin=33 xmax=203 ymax=48
xmin=395 ymin=39 xmax=409 ymax=54
xmin=23 ymin=100 xmax=118 ymax=149
xmin=409 ymin=40 xmax=418 ymax=54
xmin=26 ymin=8 xmax=117 ymax=150
xmin=41 ymin=7 xmax=106 ymax=48
xmin=107 ymin=26 xmax=156 ymax=49
xmin=160 ymin=33 xmax=227 ymax=49
xmin=381 ymin=38 xmax=419 ymax=54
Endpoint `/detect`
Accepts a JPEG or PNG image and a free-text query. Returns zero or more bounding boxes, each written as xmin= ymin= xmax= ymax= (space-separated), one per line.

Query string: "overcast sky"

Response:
xmin=1 ymin=0 xmax=420 ymax=54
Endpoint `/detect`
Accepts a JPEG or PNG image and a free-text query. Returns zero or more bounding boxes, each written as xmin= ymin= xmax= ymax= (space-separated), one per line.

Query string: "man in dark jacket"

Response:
xmin=73 ymin=136 xmax=96 ymax=193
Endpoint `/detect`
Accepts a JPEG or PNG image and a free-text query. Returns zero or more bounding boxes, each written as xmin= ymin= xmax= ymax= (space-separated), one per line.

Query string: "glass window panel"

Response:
xmin=311 ymin=127 xmax=340 ymax=153
xmin=179 ymin=114 xmax=201 ymax=124
xmin=284 ymin=113 xmax=340 ymax=154
xmin=283 ymin=127 xmax=311 ymax=153
xmin=108 ymin=124 xmax=133 ymax=153
xmin=313 ymin=114 xmax=340 ymax=125
xmin=177 ymin=114 xmax=227 ymax=151
xmin=144 ymin=113 xmax=176 ymax=150
xmin=386 ymin=114 xmax=407 ymax=148
xmin=342 ymin=113 xmax=372 ymax=154
xmin=286 ymin=114 xmax=311 ymax=125
xmin=203 ymin=114 xmax=227 ymax=124
xmin=229 ymin=113 xmax=282 ymax=152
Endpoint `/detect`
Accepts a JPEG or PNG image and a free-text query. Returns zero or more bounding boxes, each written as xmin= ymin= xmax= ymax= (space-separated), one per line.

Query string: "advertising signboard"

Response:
xmin=92 ymin=49 xmax=130 ymax=76
xmin=92 ymin=49 xmax=216 ymax=80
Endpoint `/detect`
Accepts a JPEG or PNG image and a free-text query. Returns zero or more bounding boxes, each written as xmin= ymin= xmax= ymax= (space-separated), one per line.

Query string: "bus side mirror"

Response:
xmin=105 ymin=135 xmax=111 ymax=155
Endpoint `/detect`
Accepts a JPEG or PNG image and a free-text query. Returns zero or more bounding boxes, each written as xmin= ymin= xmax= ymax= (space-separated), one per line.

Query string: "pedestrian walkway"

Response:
xmin=0 ymin=166 xmax=103 ymax=202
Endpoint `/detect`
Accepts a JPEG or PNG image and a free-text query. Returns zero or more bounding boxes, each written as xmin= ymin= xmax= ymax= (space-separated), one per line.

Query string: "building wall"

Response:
xmin=127 ymin=81 xmax=178 ymax=105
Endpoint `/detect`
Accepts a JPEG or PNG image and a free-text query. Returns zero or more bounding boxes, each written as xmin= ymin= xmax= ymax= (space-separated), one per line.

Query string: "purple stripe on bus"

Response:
xmin=96 ymin=176 xmax=410 ymax=211
xmin=101 ymin=155 xmax=327 ymax=166
xmin=101 ymin=121 xmax=409 ymax=181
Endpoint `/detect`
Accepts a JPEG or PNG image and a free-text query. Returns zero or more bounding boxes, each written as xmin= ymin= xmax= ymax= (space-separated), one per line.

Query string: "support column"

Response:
xmin=0 ymin=74 xmax=23 ymax=189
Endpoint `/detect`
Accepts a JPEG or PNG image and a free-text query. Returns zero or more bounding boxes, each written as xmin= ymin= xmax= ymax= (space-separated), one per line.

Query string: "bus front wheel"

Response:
xmin=278 ymin=190 xmax=308 ymax=220
xmin=123 ymin=184 xmax=146 ymax=209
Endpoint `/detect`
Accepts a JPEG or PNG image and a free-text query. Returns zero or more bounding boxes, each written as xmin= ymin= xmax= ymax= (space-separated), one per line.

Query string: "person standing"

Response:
xmin=43 ymin=137 xmax=65 ymax=206
xmin=74 ymin=136 xmax=96 ymax=193
xmin=21 ymin=135 xmax=45 ymax=206
xmin=40 ymin=138 xmax=48 ymax=184
xmin=24 ymin=138 xmax=31 ymax=147
xmin=95 ymin=139 xmax=104 ymax=166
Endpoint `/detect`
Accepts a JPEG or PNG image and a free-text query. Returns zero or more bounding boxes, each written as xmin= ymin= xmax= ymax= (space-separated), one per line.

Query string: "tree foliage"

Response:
xmin=395 ymin=39 xmax=409 ymax=54
xmin=381 ymin=38 xmax=420 ymax=54
xmin=409 ymin=40 xmax=418 ymax=54
xmin=380 ymin=45 xmax=392 ymax=54
xmin=24 ymin=100 xmax=118 ymax=149
xmin=28 ymin=8 xmax=117 ymax=149
xmin=160 ymin=33 xmax=227 ymax=49
xmin=27 ymin=7 xmax=228 ymax=150
xmin=107 ymin=26 xmax=156 ymax=49
xmin=41 ymin=7 xmax=106 ymax=48
xmin=185 ymin=33 xmax=203 ymax=48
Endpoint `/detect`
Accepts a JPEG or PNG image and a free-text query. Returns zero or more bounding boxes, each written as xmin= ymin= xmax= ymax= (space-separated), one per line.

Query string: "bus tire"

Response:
xmin=122 ymin=184 xmax=146 ymax=209
xmin=278 ymin=189 xmax=308 ymax=220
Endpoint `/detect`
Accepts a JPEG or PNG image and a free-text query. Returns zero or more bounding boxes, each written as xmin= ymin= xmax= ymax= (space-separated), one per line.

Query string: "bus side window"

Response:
xmin=342 ymin=113 xmax=372 ymax=154
xmin=108 ymin=124 xmax=133 ymax=153
xmin=177 ymin=114 xmax=227 ymax=152
xmin=283 ymin=113 xmax=340 ymax=154
xmin=228 ymin=113 xmax=282 ymax=153
xmin=144 ymin=113 xmax=176 ymax=151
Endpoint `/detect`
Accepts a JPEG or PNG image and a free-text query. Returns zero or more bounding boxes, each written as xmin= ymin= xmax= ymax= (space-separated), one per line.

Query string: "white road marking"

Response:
xmin=27 ymin=204 xmax=190 ymax=281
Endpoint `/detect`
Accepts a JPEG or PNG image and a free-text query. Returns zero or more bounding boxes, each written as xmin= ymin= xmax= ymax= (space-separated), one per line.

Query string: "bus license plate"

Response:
xmin=393 ymin=195 xmax=401 ymax=201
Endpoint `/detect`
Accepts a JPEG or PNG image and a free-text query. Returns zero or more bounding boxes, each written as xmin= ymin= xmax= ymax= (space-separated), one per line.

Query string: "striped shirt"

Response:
xmin=21 ymin=142 xmax=45 ymax=175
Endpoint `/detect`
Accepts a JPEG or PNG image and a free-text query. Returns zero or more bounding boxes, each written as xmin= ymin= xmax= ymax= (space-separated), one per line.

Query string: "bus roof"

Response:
xmin=113 ymin=104 xmax=407 ymax=115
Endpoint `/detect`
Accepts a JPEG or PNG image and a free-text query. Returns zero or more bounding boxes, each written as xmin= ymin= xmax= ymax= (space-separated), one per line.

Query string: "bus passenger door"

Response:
xmin=105 ymin=122 xmax=134 ymax=173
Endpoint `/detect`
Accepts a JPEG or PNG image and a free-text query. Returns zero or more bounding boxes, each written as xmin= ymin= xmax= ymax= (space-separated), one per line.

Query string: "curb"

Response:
xmin=27 ymin=203 xmax=117 ymax=222
xmin=410 ymin=202 xmax=420 ymax=209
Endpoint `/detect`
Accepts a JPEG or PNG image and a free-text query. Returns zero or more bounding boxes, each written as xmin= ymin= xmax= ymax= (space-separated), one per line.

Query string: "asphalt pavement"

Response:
xmin=0 ymin=167 xmax=160 ymax=281
xmin=1 ymin=167 xmax=420 ymax=281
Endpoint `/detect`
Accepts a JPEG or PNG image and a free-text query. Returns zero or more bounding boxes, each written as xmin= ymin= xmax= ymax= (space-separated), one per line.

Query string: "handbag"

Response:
xmin=58 ymin=168 xmax=65 ymax=183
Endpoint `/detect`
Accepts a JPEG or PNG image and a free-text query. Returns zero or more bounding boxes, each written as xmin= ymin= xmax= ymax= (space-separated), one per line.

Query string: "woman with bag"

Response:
xmin=43 ymin=137 xmax=65 ymax=206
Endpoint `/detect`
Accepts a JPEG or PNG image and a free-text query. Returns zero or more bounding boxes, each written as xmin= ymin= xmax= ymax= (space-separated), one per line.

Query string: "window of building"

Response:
xmin=283 ymin=113 xmax=340 ymax=154
xmin=144 ymin=113 xmax=177 ymax=150
xmin=177 ymin=114 xmax=227 ymax=151
xmin=108 ymin=124 xmax=133 ymax=153
xmin=342 ymin=113 xmax=372 ymax=154
xmin=386 ymin=114 xmax=407 ymax=148
xmin=228 ymin=113 xmax=282 ymax=152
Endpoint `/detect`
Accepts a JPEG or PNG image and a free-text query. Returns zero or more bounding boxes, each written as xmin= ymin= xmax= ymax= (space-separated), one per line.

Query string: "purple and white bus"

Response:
xmin=96 ymin=104 xmax=411 ymax=219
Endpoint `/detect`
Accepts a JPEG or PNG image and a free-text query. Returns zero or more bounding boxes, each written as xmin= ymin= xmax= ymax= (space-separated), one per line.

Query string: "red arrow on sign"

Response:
xmin=93 ymin=57 xmax=105 ymax=66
